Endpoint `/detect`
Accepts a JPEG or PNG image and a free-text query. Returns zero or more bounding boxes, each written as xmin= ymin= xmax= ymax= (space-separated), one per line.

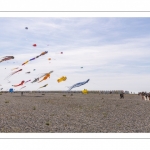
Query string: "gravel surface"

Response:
xmin=0 ymin=92 xmax=149 ymax=133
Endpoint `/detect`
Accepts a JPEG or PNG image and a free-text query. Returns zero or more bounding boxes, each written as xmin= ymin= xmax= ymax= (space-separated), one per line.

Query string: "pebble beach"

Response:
xmin=0 ymin=92 xmax=149 ymax=133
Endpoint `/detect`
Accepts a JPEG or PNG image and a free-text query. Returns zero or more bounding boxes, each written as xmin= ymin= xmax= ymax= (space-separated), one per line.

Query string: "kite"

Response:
xmin=9 ymin=88 xmax=13 ymax=93
xmin=81 ymin=67 xmax=83 ymax=68
xmin=22 ymin=61 xmax=29 ymax=65
xmin=31 ymin=78 xmax=39 ymax=83
xmin=12 ymin=81 xmax=25 ymax=87
xmin=40 ymin=51 xmax=48 ymax=56
xmin=7 ymin=80 xmax=11 ymax=83
xmin=33 ymin=44 xmax=37 ymax=47
xmin=20 ymin=86 xmax=26 ymax=90
xmin=39 ymin=71 xmax=53 ymax=79
xmin=5 ymin=69 xmax=23 ymax=80
xmin=38 ymin=74 xmax=50 ymax=83
xmin=25 ymin=27 xmax=28 ymax=29
xmin=48 ymin=58 xmax=51 ymax=60
xmin=39 ymin=84 xmax=48 ymax=89
xmin=0 ymin=56 xmax=14 ymax=63
xmin=57 ymin=76 xmax=67 ymax=83
xmin=82 ymin=89 xmax=88 ymax=94
xmin=34 ymin=70 xmax=53 ymax=83
xmin=25 ymin=80 xmax=31 ymax=83
xmin=26 ymin=72 xmax=31 ymax=74
xmin=61 ymin=52 xmax=63 ymax=54
xmin=67 ymin=79 xmax=90 ymax=91
xmin=22 ymin=51 xmax=48 ymax=66
xmin=11 ymin=67 xmax=19 ymax=71
xmin=0 ymin=88 xmax=3 ymax=90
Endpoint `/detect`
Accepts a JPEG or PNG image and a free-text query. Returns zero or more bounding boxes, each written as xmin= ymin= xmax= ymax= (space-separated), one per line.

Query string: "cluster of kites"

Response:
xmin=0 ymin=26 xmax=90 ymax=93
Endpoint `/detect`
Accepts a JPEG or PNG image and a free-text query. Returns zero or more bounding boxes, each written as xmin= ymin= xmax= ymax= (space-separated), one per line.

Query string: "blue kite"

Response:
xmin=9 ymin=88 xmax=14 ymax=93
xmin=67 ymin=79 xmax=90 ymax=91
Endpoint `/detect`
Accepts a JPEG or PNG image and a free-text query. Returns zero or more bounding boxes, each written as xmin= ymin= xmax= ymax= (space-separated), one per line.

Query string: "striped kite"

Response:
xmin=22 ymin=51 xmax=48 ymax=66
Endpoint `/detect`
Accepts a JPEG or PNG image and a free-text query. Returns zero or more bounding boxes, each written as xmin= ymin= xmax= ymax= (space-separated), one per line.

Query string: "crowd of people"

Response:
xmin=138 ymin=92 xmax=150 ymax=100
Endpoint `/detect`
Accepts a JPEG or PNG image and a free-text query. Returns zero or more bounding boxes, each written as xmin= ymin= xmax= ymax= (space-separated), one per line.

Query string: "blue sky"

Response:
xmin=1 ymin=18 xmax=150 ymax=93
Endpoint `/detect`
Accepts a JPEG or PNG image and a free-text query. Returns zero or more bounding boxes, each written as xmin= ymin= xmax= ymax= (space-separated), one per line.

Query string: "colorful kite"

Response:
xmin=40 ymin=51 xmax=48 ymax=56
xmin=22 ymin=51 xmax=48 ymax=66
xmin=38 ymin=74 xmax=50 ymax=83
xmin=25 ymin=27 xmax=28 ymax=29
xmin=57 ymin=76 xmax=67 ymax=83
xmin=0 ymin=56 xmax=14 ymax=63
xmin=38 ymin=71 xmax=53 ymax=83
xmin=39 ymin=71 xmax=53 ymax=79
xmin=39 ymin=84 xmax=48 ymax=89
xmin=5 ymin=69 xmax=23 ymax=80
xmin=67 ymin=79 xmax=90 ymax=91
xmin=12 ymin=81 xmax=25 ymax=87
xmin=22 ymin=61 xmax=29 ymax=65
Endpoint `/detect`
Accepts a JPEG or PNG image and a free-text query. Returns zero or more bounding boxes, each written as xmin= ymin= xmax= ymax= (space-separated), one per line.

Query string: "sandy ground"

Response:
xmin=0 ymin=92 xmax=149 ymax=133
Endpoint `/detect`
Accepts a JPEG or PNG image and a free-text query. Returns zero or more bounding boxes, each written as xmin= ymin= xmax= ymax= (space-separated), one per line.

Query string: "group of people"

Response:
xmin=138 ymin=92 xmax=150 ymax=100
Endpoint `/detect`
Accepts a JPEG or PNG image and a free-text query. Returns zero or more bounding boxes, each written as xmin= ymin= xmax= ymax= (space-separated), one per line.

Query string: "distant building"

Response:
xmin=125 ymin=91 xmax=129 ymax=94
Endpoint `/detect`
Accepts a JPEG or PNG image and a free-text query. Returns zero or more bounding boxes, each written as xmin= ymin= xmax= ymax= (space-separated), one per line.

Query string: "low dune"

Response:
xmin=0 ymin=92 xmax=149 ymax=132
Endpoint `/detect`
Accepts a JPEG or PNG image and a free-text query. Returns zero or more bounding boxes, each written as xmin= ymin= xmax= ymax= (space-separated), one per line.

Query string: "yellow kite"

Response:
xmin=82 ymin=89 xmax=88 ymax=94
xmin=57 ymin=76 xmax=67 ymax=83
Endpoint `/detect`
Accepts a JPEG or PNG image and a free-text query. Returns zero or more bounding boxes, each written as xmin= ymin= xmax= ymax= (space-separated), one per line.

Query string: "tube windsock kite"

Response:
xmin=67 ymin=79 xmax=90 ymax=91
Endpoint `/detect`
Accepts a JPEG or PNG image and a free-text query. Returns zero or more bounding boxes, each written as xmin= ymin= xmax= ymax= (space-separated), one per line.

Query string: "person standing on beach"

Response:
xmin=145 ymin=93 xmax=147 ymax=99
xmin=148 ymin=93 xmax=150 ymax=101
xmin=21 ymin=92 xmax=23 ymax=96
xmin=120 ymin=92 xmax=124 ymax=99
xmin=142 ymin=92 xmax=145 ymax=100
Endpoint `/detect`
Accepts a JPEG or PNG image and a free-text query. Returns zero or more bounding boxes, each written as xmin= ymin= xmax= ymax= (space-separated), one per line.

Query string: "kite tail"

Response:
xmin=67 ymin=87 xmax=73 ymax=91
xmin=4 ymin=75 xmax=11 ymax=80
xmin=38 ymin=79 xmax=44 ymax=83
